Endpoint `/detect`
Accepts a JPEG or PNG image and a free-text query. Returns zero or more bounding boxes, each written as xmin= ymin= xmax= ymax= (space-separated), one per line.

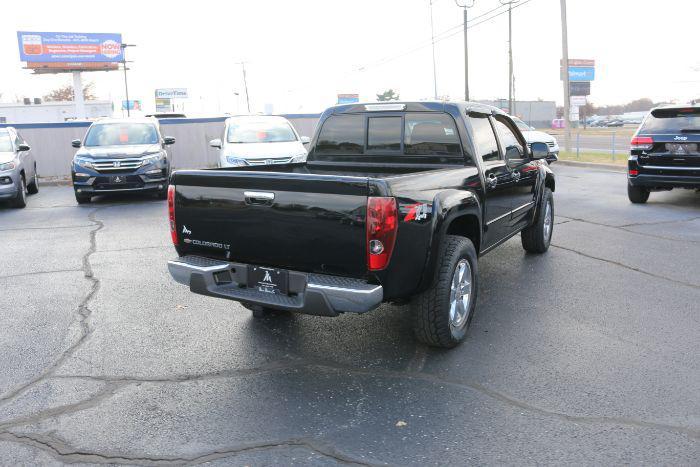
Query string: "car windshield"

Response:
xmin=513 ymin=119 xmax=531 ymax=132
xmin=226 ymin=121 xmax=296 ymax=143
xmin=84 ymin=123 xmax=159 ymax=146
xmin=641 ymin=109 xmax=700 ymax=134
xmin=0 ymin=133 xmax=12 ymax=152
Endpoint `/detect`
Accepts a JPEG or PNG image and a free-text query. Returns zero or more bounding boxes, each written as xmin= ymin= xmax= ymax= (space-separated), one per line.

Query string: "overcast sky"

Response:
xmin=1 ymin=0 xmax=698 ymax=115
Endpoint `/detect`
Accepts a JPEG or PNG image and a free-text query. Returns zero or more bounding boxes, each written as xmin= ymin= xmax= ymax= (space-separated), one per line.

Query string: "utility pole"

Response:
xmin=560 ymin=0 xmax=571 ymax=152
xmin=455 ymin=0 xmax=476 ymax=101
xmin=429 ymin=0 xmax=438 ymax=99
xmin=238 ymin=62 xmax=251 ymax=113
xmin=500 ymin=0 xmax=518 ymax=115
xmin=120 ymin=43 xmax=135 ymax=117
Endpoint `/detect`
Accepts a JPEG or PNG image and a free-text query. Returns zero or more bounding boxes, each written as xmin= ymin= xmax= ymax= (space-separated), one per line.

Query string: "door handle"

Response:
xmin=244 ymin=191 xmax=275 ymax=205
xmin=487 ymin=173 xmax=498 ymax=188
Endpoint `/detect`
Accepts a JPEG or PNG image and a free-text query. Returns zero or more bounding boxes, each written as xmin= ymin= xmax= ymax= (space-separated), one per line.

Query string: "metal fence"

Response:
xmin=0 ymin=115 xmax=321 ymax=179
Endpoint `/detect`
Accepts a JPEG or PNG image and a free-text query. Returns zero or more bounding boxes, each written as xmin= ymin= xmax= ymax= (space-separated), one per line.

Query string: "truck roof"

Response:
xmin=327 ymin=100 xmax=506 ymax=116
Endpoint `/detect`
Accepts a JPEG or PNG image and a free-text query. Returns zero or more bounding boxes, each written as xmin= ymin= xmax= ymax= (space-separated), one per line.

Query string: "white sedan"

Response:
xmin=210 ymin=116 xmax=310 ymax=168
xmin=512 ymin=117 xmax=559 ymax=162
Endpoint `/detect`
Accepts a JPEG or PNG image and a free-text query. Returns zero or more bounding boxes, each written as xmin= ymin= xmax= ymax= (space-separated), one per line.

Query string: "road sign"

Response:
xmin=17 ymin=31 xmax=123 ymax=63
xmin=570 ymin=96 xmax=587 ymax=106
xmin=569 ymin=106 xmax=580 ymax=121
xmin=155 ymin=88 xmax=188 ymax=99
xmin=568 ymin=66 xmax=595 ymax=82
xmin=337 ymin=93 xmax=359 ymax=104
xmin=569 ymin=81 xmax=591 ymax=96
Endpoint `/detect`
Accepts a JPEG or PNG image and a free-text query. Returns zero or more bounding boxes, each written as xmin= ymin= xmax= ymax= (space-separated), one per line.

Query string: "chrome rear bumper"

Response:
xmin=168 ymin=255 xmax=383 ymax=317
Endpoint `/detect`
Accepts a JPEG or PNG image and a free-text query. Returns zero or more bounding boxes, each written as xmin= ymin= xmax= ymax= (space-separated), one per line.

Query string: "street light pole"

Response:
xmin=560 ymin=0 xmax=571 ymax=152
xmin=120 ymin=43 xmax=135 ymax=117
xmin=455 ymin=0 xmax=476 ymax=101
xmin=238 ymin=62 xmax=251 ymax=113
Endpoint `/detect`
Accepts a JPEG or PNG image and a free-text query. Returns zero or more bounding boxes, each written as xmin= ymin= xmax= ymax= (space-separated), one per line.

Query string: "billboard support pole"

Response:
xmin=560 ymin=0 xmax=571 ymax=153
xmin=72 ymin=71 xmax=86 ymax=120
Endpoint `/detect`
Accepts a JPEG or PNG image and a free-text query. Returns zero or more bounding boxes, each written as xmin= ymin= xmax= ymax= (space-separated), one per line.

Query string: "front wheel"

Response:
xmin=628 ymin=184 xmax=650 ymax=204
xmin=411 ymin=235 xmax=478 ymax=348
xmin=75 ymin=192 xmax=91 ymax=204
xmin=27 ymin=169 xmax=39 ymax=195
xmin=12 ymin=176 xmax=27 ymax=209
xmin=521 ymin=188 xmax=553 ymax=254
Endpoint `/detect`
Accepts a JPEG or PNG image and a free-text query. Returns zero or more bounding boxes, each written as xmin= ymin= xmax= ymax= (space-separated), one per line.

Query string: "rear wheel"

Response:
xmin=27 ymin=168 xmax=39 ymax=194
xmin=521 ymin=188 xmax=553 ymax=254
xmin=411 ymin=235 xmax=478 ymax=348
xmin=628 ymin=184 xmax=650 ymax=204
xmin=12 ymin=176 xmax=27 ymax=209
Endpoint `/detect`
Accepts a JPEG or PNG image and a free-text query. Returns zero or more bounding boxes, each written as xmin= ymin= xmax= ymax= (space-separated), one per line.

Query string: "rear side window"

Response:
xmin=640 ymin=108 xmax=700 ymax=134
xmin=470 ymin=115 xmax=500 ymax=162
xmin=368 ymin=117 xmax=401 ymax=151
xmin=404 ymin=113 xmax=462 ymax=157
xmin=315 ymin=115 xmax=364 ymax=155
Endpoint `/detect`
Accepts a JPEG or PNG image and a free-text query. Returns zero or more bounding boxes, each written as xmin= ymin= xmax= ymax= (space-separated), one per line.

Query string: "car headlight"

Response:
xmin=0 ymin=162 xmax=16 ymax=171
xmin=290 ymin=153 xmax=307 ymax=163
xmin=142 ymin=152 xmax=165 ymax=166
xmin=74 ymin=158 xmax=94 ymax=169
xmin=225 ymin=157 xmax=248 ymax=167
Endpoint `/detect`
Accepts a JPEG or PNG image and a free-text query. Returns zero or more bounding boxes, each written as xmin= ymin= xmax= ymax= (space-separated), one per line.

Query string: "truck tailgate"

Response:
xmin=172 ymin=170 xmax=371 ymax=278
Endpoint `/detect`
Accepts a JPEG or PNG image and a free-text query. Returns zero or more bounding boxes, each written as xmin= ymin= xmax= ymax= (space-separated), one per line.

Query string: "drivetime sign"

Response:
xmin=17 ymin=31 xmax=123 ymax=63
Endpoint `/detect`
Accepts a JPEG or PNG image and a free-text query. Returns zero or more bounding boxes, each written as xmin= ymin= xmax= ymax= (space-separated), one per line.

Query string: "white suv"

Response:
xmin=210 ymin=116 xmax=310 ymax=168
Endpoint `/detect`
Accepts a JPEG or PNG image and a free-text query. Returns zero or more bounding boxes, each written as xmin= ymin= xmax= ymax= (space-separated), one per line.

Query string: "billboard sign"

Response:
xmin=17 ymin=31 xmax=123 ymax=63
xmin=155 ymin=98 xmax=172 ymax=113
xmin=122 ymin=100 xmax=141 ymax=111
xmin=155 ymin=88 xmax=188 ymax=99
xmin=568 ymin=66 xmax=595 ymax=82
xmin=337 ymin=93 xmax=359 ymax=104
xmin=569 ymin=81 xmax=591 ymax=96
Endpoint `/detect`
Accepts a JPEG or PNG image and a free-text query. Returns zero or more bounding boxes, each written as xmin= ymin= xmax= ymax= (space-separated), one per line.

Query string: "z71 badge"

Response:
xmin=402 ymin=203 xmax=431 ymax=222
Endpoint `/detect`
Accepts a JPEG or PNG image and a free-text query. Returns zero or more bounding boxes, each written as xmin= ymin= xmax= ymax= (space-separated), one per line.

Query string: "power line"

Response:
xmin=353 ymin=0 xmax=534 ymax=73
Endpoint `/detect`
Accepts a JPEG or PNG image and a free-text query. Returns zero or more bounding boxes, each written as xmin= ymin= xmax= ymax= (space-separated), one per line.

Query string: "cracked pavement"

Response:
xmin=0 ymin=165 xmax=698 ymax=465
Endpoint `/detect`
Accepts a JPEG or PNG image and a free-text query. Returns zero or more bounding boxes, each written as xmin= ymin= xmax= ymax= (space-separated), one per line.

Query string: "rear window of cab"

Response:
xmin=313 ymin=112 xmax=469 ymax=164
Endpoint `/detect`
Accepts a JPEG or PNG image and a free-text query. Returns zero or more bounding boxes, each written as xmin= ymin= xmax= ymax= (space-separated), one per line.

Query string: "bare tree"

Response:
xmin=43 ymin=81 xmax=97 ymax=102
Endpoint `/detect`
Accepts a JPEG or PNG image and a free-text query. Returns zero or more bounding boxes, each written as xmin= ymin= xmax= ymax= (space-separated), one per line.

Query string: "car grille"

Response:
xmin=246 ymin=157 xmax=293 ymax=166
xmin=93 ymin=175 xmax=145 ymax=191
xmin=92 ymin=159 xmax=143 ymax=173
xmin=527 ymin=142 xmax=556 ymax=150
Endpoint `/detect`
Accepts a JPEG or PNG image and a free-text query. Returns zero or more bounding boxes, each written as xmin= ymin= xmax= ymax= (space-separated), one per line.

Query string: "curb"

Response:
xmin=38 ymin=178 xmax=72 ymax=186
xmin=555 ymin=160 xmax=626 ymax=173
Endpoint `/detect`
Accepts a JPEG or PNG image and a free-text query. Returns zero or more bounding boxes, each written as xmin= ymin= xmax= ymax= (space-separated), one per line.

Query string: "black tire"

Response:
xmin=12 ymin=176 xmax=27 ymax=209
xmin=27 ymin=168 xmax=39 ymax=195
xmin=75 ymin=192 xmax=91 ymax=204
xmin=521 ymin=187 xmax=554 ymax=254
xmin=156 ymin=184 xmax=169 ymax=200
xmin=411 ymin=235 xmax=478 ymax=348
xmin=628 ymin=184 xmax=649 ymax=204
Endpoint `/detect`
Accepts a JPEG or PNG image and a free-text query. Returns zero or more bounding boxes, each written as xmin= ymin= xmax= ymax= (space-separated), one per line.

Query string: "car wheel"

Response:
xmin=12 ymin=175 xmax=27 ymax=209
xmin=27 ymin=168 xmax=39 ymax=195
xmin=628 ymin=184 xmax=650 ymax=204
xmin=75 ymin=192 xmax=92 ymax=204
xmin=521 ymin=188 xmax=554 ymax=254
xmin=411 ymin=235 xmax=478 ymax=348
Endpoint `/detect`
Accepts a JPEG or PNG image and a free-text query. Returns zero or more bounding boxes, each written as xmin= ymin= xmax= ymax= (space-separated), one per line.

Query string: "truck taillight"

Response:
xmin=366 ymin=197 xmax=398 ymax=271
xmin=167 ymin=185 xmax=177 ymax=245
xmin=631 ymin=136 xmax=653 ymax=151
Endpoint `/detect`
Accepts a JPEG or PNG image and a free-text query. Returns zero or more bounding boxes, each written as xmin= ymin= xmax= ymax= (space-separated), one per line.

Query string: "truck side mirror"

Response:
xmin=71 ymin=139 xmax=82 ymax=148
xmin=17 ymin=143 xmax=31 ymax=152
xmin=530 ymin=142 xmax=548 ymax=160
xmin=209 ymin=138 xmax=222 ymax=149
xmin=163 ymin=136 xmax=176 ymax=145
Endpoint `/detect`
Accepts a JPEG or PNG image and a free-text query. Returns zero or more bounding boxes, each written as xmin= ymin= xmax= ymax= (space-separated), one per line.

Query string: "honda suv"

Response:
xmin=628 ymin=105 xmax=700 ymax=203
xmin=71 ymin=118 xmax=175 ymax=204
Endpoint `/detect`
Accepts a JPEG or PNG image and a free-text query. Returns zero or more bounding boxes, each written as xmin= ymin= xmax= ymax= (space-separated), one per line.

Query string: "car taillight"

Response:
xmin=631 ymin=136 xmax=653 ymax=151
xmin=167 ymin=185 xmax=177 ymax=245
xmin=366 ymin=197 xmax=398 ymax=271
xmin=629 ymin=169 xmax=639 ymax=176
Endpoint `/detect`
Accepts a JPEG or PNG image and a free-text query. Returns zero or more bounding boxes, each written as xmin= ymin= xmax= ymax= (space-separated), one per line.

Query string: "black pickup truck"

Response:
xmin=167 ymin=102 xmax=555 ymax=348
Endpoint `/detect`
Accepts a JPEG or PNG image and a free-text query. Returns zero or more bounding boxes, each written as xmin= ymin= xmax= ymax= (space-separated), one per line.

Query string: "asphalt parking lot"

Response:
xmin=0 ymin=164 xmax=698 ymax=465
